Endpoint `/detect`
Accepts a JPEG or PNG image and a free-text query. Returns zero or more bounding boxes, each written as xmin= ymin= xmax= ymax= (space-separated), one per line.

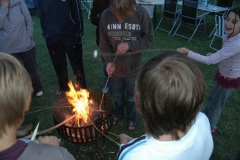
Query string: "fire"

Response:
xmin=66 ymin=81 xmax=92 ymax=126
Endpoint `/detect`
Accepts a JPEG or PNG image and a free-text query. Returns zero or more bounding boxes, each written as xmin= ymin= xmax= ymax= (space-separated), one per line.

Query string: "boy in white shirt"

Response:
xmin=118 ymin=51 xmax=213 ymax=160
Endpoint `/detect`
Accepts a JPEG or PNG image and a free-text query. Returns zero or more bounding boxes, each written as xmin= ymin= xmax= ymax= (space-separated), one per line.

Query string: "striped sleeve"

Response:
xmin=117 ymin=135 xmax=146 ymax=160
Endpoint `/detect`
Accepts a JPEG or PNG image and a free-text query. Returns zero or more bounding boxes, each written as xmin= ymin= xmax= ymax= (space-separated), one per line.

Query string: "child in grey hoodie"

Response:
xmin=0 ymin=53 xmax=74 ymax=160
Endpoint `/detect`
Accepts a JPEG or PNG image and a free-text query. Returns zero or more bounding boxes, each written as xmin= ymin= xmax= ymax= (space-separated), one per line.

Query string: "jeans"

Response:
xmin=202 ymin=82 xmax=236 ymax=130
xmin=110 ymin=75 xmax=137 ymax=123
xmin=47 ymin=36 xmax=86 ymax=91
xmin=12 ymin=47 xmax=43 ymax=94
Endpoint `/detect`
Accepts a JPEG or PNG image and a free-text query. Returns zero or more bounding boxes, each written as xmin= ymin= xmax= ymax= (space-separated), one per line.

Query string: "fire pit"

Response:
xmin=53 ymin=91 xmax=114 ymax=160
xmin=53 ymin=91 xmax=114 ymax=159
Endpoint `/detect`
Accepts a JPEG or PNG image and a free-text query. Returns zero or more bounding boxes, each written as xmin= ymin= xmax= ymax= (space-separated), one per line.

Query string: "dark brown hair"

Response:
xmin=135 ymin=51 xmax=206 ymax=140
xmin=226 ymin=7 xmax=240 ymax=38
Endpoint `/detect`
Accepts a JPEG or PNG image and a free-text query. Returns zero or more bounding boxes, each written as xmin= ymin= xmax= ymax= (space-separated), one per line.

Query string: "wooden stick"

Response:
xmin=23 ymin=114 xmax=76 ymax=139
xmin=108 ymin=132 xmax=119 ymax=137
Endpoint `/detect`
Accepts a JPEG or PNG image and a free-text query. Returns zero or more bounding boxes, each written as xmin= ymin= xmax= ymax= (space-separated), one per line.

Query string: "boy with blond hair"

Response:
xmin=0 ymin=53 xmax=74 ymax=160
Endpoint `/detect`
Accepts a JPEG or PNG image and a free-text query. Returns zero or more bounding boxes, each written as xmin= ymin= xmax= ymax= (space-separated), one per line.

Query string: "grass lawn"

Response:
xmin=24 ymin=2 xmax=240 ymax=160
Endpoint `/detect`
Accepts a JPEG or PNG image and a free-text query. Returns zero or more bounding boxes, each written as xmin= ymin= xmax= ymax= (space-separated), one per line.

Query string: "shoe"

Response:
xmin=17 ymin=123 xmax=33 ymax=137
xmin=128 ymin=121 xmax=136 ymax=131
xmin=102 ymin=86 xmax=110 ymax=93
xmin=36 ymin=91 xmax=43 ymax=97
xmin=211 ymin=129 xmax=216 ymax=134
xmin=112 ymin=117 xmax=122 ymax=125
xmin=56 ymin=89 xmax=64 ymax=96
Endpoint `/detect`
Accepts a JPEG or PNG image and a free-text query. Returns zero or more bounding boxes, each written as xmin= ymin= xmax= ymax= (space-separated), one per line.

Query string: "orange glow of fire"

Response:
xmin=66 ymin=81 xmax=93 ymax=126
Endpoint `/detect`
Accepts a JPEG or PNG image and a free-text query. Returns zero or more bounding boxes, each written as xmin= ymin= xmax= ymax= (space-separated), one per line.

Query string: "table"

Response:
xmin=136 ymin=0 xmax=164 ymax=5
xmin=177 ymin=1 xmax=229 ymax=37
xmin=199 ymin=4 xmax=229 ymax=15
xmin=136 ymin=0 xmax=164 ymax=18
xmin=177 ymin=1 xmax=229 ymax=14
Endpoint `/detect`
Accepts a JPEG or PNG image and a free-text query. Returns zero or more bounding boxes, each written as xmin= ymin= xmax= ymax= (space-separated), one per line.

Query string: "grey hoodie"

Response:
xmin=0 ymin=0 xmax=35 ymax=54
xmin=17 ymin=142 xmax=75 ymax=160
xmin=99 ymin=5 xmax=154 ymax=77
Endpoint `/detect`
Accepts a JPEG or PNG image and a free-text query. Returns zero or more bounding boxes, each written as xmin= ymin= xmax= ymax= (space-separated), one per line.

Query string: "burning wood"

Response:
xmin=66 ymin=81 xmax=91 ymax=126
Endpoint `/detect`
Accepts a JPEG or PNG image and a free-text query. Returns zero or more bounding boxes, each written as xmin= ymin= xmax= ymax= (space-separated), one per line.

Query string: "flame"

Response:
xmin=66 ymin=81 xmax=92 ymax=126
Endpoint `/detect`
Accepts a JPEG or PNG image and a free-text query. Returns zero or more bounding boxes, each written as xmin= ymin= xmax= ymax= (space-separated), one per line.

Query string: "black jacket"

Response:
xmin=38 ymin=0 xmax=83 ymax=38
xmin=90 ymin=0 xmax=110 ymax=45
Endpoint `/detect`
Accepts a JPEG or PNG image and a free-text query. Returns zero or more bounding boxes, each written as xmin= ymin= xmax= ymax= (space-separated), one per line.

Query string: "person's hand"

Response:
xmin=106 ymin=63 xmax=115 ymax=77
xmin=206 ymin=53 xmax=213 ymax=56
xmin=176 ymin=47 xmax=189 ymax=55
xmin=1 ymin=0 xmax=10 ymax=7
xmin=117 ymin=43 xmax=129 ymax=54
xmin=118 ymin=133 xmax=133 ymax=144
xmin=38 ymin=136 xmax=60 ymax=146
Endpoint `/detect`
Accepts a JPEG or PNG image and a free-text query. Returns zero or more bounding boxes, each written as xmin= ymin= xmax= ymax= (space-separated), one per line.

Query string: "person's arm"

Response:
xmin=127 ymin=7 xmax=154 ymax=52
xmin=35 ymin=136 xmax=75 ymax=160
xmin=99 ymin=11 xmax=114 ymax=63
xmin=37 ymin=0 xmax=47 ymax=37
xmin=38 ymin=136 xmax=60 ymax=146
xmin=0 ymin=0 xmax=9 ymax=29
xmin=71 ymin=0 xmax=84 ymax=36
xmin=90 ymin=0 xmax=99 ymax=26
xmin=177 ymin=40 xmax=240 ymax=65
xmin=118 ymin=133 xmax=133 ymax=144
xmin=20 ymin=0 xmax=34 ymax=38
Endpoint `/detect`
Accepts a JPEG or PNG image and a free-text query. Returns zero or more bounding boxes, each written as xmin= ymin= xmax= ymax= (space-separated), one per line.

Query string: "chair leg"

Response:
xmin=173 ymin=21 xmax=182 ymax=37
xmin=168 ymin=14 xmax=180 ymax=35
xmin=155 ymin=16 xmax=164 ymax=30
xmin=209 ymin=35 xmax=218 ymax=51
xmin=209 ymin=28 xmax=216 ymax=37
xmin=204 ymin=18 xmax=206 ymax=35
xmin=188 ymin=19 xmax=202 ymax=42
xmin=87 ymin=1 xmax=92 ymax=19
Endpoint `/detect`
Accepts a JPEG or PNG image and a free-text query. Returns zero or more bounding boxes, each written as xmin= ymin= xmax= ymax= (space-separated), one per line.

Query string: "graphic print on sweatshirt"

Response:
xmin=107 ymin=23 xmax=141 ymax=41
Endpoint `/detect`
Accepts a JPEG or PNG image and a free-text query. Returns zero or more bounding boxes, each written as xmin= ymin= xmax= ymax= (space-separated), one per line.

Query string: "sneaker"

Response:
xmin=102 ymin=86 xmax=110 ymax=93
xmin=56 ymin=89 xmax=64 ymax=96
xmin=17 ymin=123 xmax=33 ymax=137
xmin=211 ymin=129 xmax=216 ymax=134
xmin=36 ymin=91 xmax=43 ymax=97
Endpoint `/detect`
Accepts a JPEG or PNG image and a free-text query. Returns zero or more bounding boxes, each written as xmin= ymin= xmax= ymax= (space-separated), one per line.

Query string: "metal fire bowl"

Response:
xmin=53 ymin=91 xmax=113 ymax=144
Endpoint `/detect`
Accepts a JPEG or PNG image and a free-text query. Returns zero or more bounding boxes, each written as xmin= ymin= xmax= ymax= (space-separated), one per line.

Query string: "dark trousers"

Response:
xmin=47 ymin=36 xmax=86 ymax=91
xmin=12 ymin=47 xmax=43 ymax=94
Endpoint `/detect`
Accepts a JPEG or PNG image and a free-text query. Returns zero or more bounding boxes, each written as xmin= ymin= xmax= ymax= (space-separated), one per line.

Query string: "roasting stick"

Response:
xmin=87 ymin=116 xmax=120 ymax=147
xmin=93 ymin=48 xmax=176 ymax=57
xmin=23 ymin=114 xmax=76 ymax=139
xmin=99 ymin=29 xmax=129 ymax=110
xmin=108 ymin=132 xmax=118 ymax=137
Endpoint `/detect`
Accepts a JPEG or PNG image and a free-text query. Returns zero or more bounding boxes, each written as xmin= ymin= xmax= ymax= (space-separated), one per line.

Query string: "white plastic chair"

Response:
xmin=209 ymin=15 xmax=225 ymax=51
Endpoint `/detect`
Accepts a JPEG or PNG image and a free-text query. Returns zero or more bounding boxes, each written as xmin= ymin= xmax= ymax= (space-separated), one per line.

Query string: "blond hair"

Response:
xmin=110 ymin=0 xmax=136 ymax=22
xmin=0 ymin=53 xmax=32 ymax=138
